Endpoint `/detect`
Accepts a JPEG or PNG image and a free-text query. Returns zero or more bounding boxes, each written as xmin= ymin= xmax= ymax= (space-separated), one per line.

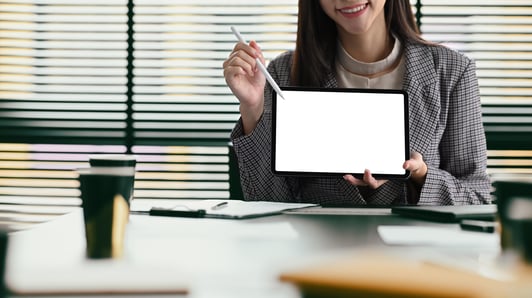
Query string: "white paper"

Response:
xmin=199 ymin=199 xmax=318 ymax=218
xmin=377 ymin=225 xmax=500 ymax=248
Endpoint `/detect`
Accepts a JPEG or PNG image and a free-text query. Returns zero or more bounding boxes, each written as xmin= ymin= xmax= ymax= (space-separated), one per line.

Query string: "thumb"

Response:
xmin=410 ymin=151 xmax=423 ymax=161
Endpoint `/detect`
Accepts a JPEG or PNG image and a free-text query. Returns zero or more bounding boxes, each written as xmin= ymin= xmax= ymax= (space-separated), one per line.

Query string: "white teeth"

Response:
xmin=341 ymin=4 xmax=367 ymax=13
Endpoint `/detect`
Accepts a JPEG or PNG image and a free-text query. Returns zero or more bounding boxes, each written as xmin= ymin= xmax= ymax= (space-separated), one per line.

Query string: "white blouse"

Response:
xmin=335 ymin=35 xmax=405 ymax=89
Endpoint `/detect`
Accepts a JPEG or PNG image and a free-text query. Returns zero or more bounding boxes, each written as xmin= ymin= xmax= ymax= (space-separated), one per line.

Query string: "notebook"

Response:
xmin=272 ymin=87 xmax=410 ymax=179
xmin=391 ymin=204 xmax=497 ymax=223
xmin=137 ymin=199 xmax=318 ymax=219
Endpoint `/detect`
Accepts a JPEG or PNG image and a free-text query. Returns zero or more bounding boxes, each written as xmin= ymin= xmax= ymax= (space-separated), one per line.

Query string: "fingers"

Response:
xmin=223 ymin=41 xmax=263 ymax=78
xmin=343 ymin=174 xmax=366 ymax=186
xmin=403 ymin=150 xmax=427 ymax=185
xmin=362 ymin=169 xmax=388 ymax=189
xmin=402 ymin=151 xmax=423 ymax=171
xmin=249 ymin=40 xmax=266 ymax=65
xmin=343 ymin=169 xmax=387 ymax=190
xmin=223 ymin=52 xmax=256 ymax=78
xmin=363 ymin=169 xmax=379 ymax=189
xmin=343 ymin=152 xmax=426 ymax=192
xmin=409 ymin=151 xmax=423 ymax=164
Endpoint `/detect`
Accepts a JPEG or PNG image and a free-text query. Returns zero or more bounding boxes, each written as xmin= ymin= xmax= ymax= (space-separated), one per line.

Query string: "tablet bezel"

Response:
xmin=271 ymin=87 xmax=410 ymax=180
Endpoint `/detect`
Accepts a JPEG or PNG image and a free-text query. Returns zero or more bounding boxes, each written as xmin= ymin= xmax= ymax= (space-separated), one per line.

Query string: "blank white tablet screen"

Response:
xmin=273 ymin=89 xmax=408 ymax=177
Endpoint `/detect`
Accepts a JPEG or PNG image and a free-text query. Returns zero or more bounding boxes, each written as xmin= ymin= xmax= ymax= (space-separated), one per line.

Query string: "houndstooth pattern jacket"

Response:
xmin=230 ymin=40 xmax=492 ymax=206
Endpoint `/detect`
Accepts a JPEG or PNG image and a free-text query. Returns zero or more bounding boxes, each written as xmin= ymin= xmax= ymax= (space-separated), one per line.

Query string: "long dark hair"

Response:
xmin=291 ymin=0 xmax=427 ymax=86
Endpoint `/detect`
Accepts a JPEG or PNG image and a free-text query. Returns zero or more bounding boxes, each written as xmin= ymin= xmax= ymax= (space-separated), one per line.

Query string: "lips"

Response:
xmin=338 ymin=3 xmax=369 ymax=17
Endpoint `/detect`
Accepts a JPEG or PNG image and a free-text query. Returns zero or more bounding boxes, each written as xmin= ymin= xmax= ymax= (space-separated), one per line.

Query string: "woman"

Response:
xmin=222 ymin=0 xmax=491 ymax=205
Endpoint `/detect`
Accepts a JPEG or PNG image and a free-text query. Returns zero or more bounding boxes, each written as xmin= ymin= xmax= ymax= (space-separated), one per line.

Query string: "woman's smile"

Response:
xmin=338 ymin=2 xmax=369 ymax=18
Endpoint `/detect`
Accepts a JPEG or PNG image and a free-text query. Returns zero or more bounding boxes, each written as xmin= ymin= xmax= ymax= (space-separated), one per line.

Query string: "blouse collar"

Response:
xmin=337 ymin=35 xmax=402 ymax=76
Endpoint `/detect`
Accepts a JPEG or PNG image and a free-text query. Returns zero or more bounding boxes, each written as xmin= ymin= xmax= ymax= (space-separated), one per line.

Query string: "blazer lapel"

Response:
xmin=402 ymin=41 xmax=439 ymax=155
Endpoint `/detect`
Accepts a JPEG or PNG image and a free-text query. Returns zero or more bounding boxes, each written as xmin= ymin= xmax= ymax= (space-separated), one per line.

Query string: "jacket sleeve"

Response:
xmin=418 ymin=58 xmax=491 ymax=205
xmin=229 ymin=55 xmax=300 ymax=201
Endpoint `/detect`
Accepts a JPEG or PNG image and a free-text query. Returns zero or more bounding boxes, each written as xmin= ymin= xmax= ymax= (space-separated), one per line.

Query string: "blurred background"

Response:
xmin=0 ymin=0 xmax=531 ymax=230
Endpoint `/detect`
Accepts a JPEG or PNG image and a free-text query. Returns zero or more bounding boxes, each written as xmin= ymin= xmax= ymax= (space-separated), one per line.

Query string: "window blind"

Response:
xmin=0 ymin=0 xmax=299 ymax=229
xmin=418 ymin=0 xmax=532 ymax=175
xmin=0 ymin=0 xmax=129 ymax=144
xmin=0 ymin=0 xmax=130 ymax=230
xmin=130 ymin=0 xmax=298 ymax=200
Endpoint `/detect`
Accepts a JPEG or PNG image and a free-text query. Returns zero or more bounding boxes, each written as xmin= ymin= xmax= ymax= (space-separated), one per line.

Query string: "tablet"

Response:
xmin=391 ymin=205 xmax=497 ymax=223
xmin=272 ymin=87 xmax=410 ymax=179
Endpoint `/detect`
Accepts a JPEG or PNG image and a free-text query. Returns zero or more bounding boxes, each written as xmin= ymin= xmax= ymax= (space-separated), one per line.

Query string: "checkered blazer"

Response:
xmin=230 ymin=40 xmax=491 ymax=206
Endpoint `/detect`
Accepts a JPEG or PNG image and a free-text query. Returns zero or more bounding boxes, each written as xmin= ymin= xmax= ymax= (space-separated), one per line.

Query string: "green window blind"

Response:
xmin=130 ymin=0 xmax=297 ymax=200
xmin=0 ymin=0 xmax=130 ymax=230
xmin=0 ymin=0 xmax=299 ymax=229
xmin=0 ymin=0 xmax=129 ymax=144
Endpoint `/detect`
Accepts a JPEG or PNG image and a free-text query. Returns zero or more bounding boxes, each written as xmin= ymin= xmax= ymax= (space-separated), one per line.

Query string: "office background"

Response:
xmin=0 ymin=0 xmax=531 ymax=230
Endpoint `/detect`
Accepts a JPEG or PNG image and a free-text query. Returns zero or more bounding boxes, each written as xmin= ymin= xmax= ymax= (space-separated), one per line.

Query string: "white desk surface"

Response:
xmin=5 ymin=205 xmax=502 ymax=298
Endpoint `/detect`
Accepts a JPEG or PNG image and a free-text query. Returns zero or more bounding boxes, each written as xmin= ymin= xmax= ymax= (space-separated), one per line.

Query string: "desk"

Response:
xmin=5 ymin=205 xmax=501 ymax=298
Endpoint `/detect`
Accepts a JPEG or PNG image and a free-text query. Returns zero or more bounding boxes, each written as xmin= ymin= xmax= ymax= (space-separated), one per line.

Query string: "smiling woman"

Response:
xmin=0 ymin=0 xmax=531 ymax=228
xmin=223 ymin=0 xmax=532 ymax=206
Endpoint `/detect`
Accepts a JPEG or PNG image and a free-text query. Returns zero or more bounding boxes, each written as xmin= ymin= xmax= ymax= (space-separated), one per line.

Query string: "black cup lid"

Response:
xmin=89 ymin=154 xmax=137 ymax=167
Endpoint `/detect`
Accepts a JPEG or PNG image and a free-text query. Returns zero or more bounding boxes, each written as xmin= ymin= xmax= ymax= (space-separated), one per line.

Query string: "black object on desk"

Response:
xmin=0 ymin=230 xmax=7 ymax=298
xmin=460 ymin=219 xmax=496 ymax=233
xmin=149 ymin=208 xmax=206 ymax=218
xmin=391 ymin=204 xmax=497 ymax=223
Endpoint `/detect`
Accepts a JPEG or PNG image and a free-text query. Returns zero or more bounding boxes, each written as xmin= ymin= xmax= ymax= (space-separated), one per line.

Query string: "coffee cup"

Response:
xmin=77 ymin=167 xmax=134 ymax=258
xmin=89 ymin=154 xmax=137 ymax=168
xmin=88 ymin=154 xmax=136 ymax=205
xmin=493 ymin=178 xmax=532 ymax=263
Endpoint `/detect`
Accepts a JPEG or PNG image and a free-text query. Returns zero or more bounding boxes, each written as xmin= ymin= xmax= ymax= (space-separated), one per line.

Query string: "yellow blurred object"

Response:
xmin=111 ymin=194 xmax=128 ymax=258
xmin=280 ymin=252 xmax=532 ymax=298
xmin=85 ymin=194 xmax=128 ymax=259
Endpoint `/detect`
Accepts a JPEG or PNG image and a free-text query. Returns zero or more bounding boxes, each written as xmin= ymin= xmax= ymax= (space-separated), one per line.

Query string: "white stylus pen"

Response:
xmin=230 ymin=26 xmax=286 ymax=100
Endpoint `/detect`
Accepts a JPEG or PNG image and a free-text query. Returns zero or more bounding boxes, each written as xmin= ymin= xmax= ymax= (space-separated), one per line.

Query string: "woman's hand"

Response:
xmin=343 ymin=151 xmax=427 ymax=190
xmin=222 ymin=40 xmax=266 ymax=134
xmin=343 ymin=169 xmax=388 ymax=189
xmin=403 ymin=151 xmax=428 ymax=186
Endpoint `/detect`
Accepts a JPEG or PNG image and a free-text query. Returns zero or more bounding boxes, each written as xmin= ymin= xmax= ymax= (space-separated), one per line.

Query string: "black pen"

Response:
xmin=149 ymin=207 xmax=206 ymax=218
xmin=211 ymin=201 xmax=228 ymax=210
